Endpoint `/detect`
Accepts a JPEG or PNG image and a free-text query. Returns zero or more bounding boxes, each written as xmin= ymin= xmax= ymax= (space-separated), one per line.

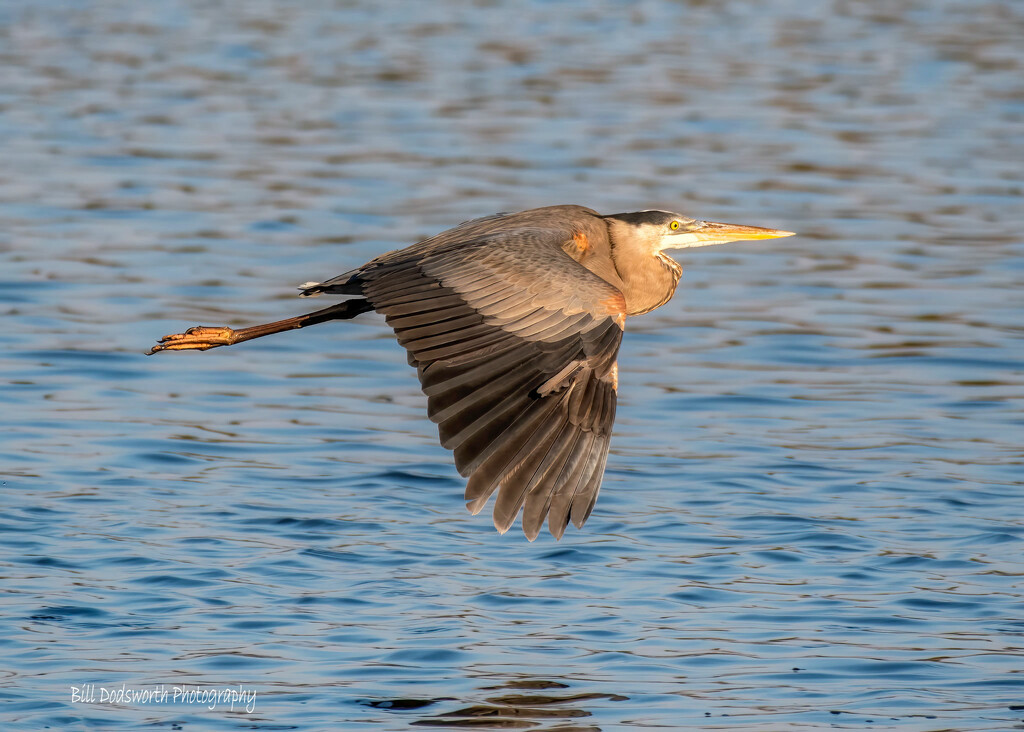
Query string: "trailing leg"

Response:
xmin=147 ymin=298 xmax=374 ymax=354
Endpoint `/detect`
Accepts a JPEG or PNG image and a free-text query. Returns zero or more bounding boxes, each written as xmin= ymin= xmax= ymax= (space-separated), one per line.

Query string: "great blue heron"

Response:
xmin=149 ymin=205 xmax=794 ymax=539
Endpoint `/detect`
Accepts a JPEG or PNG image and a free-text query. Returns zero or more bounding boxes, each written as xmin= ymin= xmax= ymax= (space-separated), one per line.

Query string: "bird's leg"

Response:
xmin=147 ymin=298 xmax=374 ymax=354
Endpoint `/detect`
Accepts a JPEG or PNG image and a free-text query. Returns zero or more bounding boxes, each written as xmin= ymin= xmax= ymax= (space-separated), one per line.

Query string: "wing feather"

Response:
xmin=394 ymin=314 xmax=482 ymax=342
xmin=497 ymin=420 xmax=579 ymax=536
xmin=441 ymin=370 xmax=542 ymax=451
xmin=359 ymin=226 xmax=624 ymax=538
xmin=571 ymin=446 xmax=609 ymax=529
xmin=464 ymin=398 xmax=566 ymax=513
xmin=414 ymin=330 xmax=515 ymax=363
xmin=547 ymin=432 xmax=600 ymax=538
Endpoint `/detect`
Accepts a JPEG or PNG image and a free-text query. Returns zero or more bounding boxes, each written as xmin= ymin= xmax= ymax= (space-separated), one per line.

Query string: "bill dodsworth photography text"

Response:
xmin=70 ymin=684 xmax=256 ymax=713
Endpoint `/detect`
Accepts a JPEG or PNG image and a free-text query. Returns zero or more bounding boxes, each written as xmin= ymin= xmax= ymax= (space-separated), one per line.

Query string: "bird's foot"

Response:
xmin=147 ymin=325 xmax=238 ymax=354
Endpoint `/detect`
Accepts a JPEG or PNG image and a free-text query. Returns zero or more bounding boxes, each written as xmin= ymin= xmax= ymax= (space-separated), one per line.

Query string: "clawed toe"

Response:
xmin=147 ymin=326 xmax=237 ymax=354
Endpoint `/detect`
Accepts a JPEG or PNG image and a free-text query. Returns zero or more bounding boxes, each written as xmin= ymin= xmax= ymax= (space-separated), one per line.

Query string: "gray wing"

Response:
xmin=359 ymin=227 xmax=624 ymax=540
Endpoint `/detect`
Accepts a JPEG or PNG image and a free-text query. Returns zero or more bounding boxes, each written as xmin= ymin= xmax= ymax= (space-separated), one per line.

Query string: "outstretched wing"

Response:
xmin=358 ymin=227 xmax=624 ymax=540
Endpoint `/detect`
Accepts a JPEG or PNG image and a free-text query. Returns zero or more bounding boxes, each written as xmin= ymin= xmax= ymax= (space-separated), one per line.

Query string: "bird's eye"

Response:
xmin=669 ymin=221 xmax=680 ymax=230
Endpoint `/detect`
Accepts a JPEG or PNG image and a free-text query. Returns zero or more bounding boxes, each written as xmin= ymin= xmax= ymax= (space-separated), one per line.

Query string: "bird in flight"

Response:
xmin=149 ymin=205 xmax=793 ymax=539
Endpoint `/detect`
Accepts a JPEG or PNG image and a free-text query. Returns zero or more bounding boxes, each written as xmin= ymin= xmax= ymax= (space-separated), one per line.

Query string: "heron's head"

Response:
xmin=604 ymin=210 xmax=795 ymax=253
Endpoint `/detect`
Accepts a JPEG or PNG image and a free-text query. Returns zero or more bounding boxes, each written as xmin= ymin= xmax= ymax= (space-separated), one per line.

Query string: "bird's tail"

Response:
xmin=298 ymin=267 xmax=364 ymax=297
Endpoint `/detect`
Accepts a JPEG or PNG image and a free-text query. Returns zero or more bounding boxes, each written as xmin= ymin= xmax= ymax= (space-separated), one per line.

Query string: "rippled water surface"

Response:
xmin=3 ymin=1 xmax=1023 ymax=729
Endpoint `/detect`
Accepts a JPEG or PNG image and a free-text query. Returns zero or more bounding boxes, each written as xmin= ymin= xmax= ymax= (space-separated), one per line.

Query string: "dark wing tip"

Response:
xmin=361 ymin=225 xmax=624 ymax=539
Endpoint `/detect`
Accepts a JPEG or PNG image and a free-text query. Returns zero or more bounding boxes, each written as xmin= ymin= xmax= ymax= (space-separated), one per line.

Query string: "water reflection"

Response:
xmin=2 ymin=0 xmax=1023 ymax=730
xmin=360 ymin=678 xmax=625 ymax=729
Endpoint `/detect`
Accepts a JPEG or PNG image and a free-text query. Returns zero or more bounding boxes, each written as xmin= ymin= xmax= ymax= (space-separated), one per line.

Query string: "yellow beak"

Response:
xmin=687 ymin=220 xmax=796 ymax=247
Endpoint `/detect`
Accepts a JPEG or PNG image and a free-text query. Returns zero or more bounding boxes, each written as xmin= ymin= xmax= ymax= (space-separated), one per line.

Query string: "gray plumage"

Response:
xmin=149 ymin=205 xmax=793 ymax=539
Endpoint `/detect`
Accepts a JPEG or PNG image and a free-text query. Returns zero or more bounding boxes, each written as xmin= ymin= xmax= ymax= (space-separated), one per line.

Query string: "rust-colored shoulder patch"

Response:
xmin=571 ymin=230 xmax=591 ymax=255
xmin=600 ymin=292 xmax=627 ymax=326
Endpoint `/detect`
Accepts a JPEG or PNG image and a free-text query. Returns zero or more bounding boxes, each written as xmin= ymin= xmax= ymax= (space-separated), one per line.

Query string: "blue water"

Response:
xmin=2 ymin=1 xmax=1023 ymax=729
